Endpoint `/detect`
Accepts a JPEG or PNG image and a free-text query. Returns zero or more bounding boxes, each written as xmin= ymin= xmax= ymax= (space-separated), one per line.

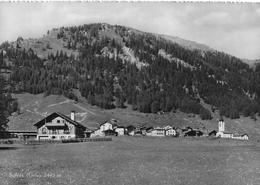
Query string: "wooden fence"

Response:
xmin=0 ymin=137 xmax=112 ymax=145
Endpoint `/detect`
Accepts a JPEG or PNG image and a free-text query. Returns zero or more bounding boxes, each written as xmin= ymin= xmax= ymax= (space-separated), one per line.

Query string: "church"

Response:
xmin=216 ymin=118 xmax=248 ymax=140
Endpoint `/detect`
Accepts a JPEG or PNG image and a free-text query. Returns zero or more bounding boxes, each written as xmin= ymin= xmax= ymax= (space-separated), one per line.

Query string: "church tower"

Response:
xmin=218 ymin=118 xmax=225 ymax=133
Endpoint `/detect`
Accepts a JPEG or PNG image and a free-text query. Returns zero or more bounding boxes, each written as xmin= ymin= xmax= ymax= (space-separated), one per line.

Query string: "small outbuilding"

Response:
xmin=208 ymin=130 xmax=217 ymax=137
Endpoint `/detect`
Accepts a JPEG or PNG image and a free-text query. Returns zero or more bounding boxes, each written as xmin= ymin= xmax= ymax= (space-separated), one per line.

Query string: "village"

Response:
xmin=2 ymin=110 xmax=249 ymax=142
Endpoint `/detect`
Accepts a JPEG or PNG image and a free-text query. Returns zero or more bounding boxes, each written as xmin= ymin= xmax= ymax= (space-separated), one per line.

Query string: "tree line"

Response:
xmin=1 ymin=23 xmax=260 ymax=121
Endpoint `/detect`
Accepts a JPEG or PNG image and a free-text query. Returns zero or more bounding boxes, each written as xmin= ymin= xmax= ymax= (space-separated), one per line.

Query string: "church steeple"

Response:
xmin=218 ymin=118 xmax=225 ymax=133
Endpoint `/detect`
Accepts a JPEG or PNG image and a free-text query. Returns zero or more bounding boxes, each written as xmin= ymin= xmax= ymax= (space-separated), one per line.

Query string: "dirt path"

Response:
xmin=73 ymin=103 xmax=96 ymax=115
xmin=48 ymin=99 xmax=73 ymax=107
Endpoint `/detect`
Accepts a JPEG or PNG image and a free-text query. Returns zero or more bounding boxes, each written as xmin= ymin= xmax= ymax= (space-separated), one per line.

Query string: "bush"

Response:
xmin=200 ymin=108 xmax=212 ymax=120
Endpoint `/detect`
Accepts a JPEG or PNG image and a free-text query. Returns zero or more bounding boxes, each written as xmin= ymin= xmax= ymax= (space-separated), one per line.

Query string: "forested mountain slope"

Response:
xmin=1 ymin=23 xmax=260 ymax=121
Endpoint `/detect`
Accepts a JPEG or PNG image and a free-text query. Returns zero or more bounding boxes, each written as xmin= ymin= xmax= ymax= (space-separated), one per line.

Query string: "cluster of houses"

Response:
xmin=89 ymin=123 xmax=178 ymax=138
xmin=31 ymin=111 xmax=206 ymax=140
xmin=5 ymin=111 xmax=248 ymax=141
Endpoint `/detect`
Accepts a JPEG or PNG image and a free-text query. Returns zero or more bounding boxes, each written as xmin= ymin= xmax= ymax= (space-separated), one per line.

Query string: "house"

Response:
xmin=140 ymin=127 xmax=147 ymax=135
xmin=164 ymin=126 xmax=176 ymax=136
xmin=115 ymin=126 xmax=125 ymax=136
xmin=146 ymin=127 xmax=154 ymax=133
xmin=241 ymin=134 xmax=249 ymax=140
xmin=84 ymin=128 xmax=94 ymax=138
xmin=126 ymin=125 xmax=136 ymax=135
xmin=90 ymin=128 xmax=104 ymax=137
xmin=182 ymin=126 xmax=193 ymax=132
xmin=128 ymin=130 xmax=135 ymax=136
xmin=100 ymin=121 xmax=113 ymax=132
xmin=208 ymin=130 xmax=217 ymax=137
xmin=133 ymin=127 xmax=143 ymax=136
xmin=146 ymin=127 xmax=165 ymax=137
xmin=232 ymin=134 xmax=249 ymax=140
xmin=90 ymin=121 xmax=116 ymax=137
xmin=175 ymin=127 xmax=183 ymax=137
xmin=103 ymin=129 xmax=118 ymax=136
xmin=34 ymin=111 xmax=86 ymax=140
xmin=184 ymin=130 xmax=203 ymax=137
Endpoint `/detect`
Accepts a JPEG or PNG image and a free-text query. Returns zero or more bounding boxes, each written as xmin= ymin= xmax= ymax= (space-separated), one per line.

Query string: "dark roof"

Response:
xmin=146 ymin=127 xmax=154 ymax=131
xmin=223 ymin=132 xmax=233 ymax=134
xmin=103 ymin=129 xmax=117 ymax=134
xmin=153 ymin=128 xmax=165 ymax=131
xmin=165 ymin=128 xmax=175 ymax=131
xmin=33 ymin=112 xmax=86 ymax=129
xmin=208 ymin=130 xmax=217 ymax=135
xmin=116 ymin=126 xmax=125 ymax=129
xmin=100 ymin=121 xmax=112 ymax=126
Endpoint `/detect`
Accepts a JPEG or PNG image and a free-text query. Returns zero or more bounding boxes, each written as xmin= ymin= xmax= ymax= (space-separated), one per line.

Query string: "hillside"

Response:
xmin=7 ymin=93 xmax=260 ymax=141
xmin=160 ymin=34 xmax=213 ymax=52
xmin=11 ymin=29 xmax=78 ymax=59
xmin=1 ymin=23 xmax=260 ymax=135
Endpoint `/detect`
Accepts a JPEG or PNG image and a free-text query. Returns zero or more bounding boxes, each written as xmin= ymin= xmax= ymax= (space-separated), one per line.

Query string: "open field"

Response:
xmin=0 ymin=137 xmax=259 ymax=185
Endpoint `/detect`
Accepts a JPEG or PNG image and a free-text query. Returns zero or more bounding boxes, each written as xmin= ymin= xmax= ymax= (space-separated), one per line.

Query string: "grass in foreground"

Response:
xmin=0 ymin=137 xmax=259 ymax=185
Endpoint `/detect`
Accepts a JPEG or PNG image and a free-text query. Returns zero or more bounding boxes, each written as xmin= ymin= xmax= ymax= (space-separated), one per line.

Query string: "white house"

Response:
xmin=90 ymin=128 xmax=104 ymax=137
xmin=146 ymin=127 xmax=165 ymax=137
xmin=115 ymin=126 xmax=125 ymax=136
xmin=165 ymin=128 xmax=176 ymax=136
xmin=241 ymin=134 xmax=249 ymax=140
xmin=129 ymin=130 xmax=135 ymax=136
xmin=90 ymin=121 xmax=114 ymax=137
xmin=100 ymin=121 xmax=113 ymax=132
xmin=232 ymin=134 xmax=249 ymax=140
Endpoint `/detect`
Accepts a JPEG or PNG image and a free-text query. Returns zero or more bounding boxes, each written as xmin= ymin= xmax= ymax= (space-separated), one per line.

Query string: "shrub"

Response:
xmin=200 ymin=108 xmax=212 ymax=120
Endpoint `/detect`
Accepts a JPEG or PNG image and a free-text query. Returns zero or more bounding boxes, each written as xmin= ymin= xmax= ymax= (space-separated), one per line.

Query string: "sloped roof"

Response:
xmin=222 ymin=132 xmax=233 ymax=134
xmin=100 ymin=121 xmax=112 ymax=126
xmin=115 ymin=126 xmax=125 ymax=129
xmin=33 ymin=112 xmax=86 ymax=129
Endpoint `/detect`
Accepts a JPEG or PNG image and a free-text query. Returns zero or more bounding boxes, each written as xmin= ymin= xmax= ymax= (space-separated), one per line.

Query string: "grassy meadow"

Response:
xmin=0 ymin=137 xmax=260 ymax=185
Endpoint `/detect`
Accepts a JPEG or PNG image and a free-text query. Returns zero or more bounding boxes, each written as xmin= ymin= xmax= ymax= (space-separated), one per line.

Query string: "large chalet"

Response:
xmin=34 ymin=111 xmax=86 ymax=140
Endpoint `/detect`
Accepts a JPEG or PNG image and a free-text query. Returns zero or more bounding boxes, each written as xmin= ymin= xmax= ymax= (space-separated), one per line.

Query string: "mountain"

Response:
xmin=1 ymin=23 xmax=260 ymax=123
xmin=242 ymin=59 xmax=260 ymax=67
xmin=160 ymin=35 xmax=214 ymax=52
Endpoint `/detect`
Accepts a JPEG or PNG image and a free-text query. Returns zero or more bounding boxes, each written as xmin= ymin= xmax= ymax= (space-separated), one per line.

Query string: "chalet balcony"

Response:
xmin=40 ymin=130 xmax=70 ymax=135
xmin=45 ymin=122 xmax=66 ymax=127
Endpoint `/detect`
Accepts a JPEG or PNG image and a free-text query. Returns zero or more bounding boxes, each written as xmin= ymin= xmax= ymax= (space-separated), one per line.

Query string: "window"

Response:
xmin=42 ymin=127 xmax=47 ymax=134
xmin=57 ymin=120 xmax=60 ymax=123
xmin=52 ymin=129 xmax=57 ymax=134
xmin=64 ymin=129 xmax=70 ymax=134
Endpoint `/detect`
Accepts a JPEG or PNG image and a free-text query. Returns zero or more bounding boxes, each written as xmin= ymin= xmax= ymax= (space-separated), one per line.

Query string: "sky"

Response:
xmin=0 ymin=2 xmax=260 ymax=59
